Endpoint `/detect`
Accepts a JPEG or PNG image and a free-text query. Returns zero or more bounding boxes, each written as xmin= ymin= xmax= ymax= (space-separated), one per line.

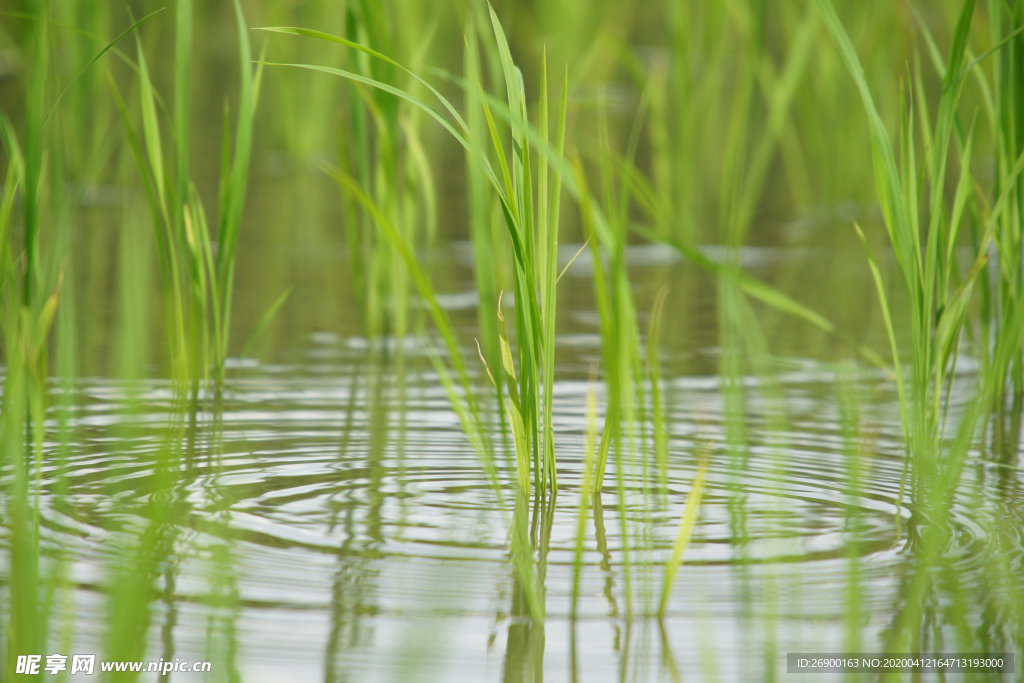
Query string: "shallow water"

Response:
xmin=16 ymin=240 xmax=1023 ymax=682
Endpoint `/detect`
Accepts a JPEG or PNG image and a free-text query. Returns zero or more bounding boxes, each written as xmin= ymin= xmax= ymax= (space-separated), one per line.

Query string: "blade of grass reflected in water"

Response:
xmin=502 ymin=489 xmax=551 ymax=678
xmin=570 ymin=367 xmax=600 ymax=621
xmin=836 ymin=361 xmax=868 ymax=656
xmin=658 ymin=449 xmax=709 ymax=617
xmin=325 ymin=357 xmax=369 ymax=680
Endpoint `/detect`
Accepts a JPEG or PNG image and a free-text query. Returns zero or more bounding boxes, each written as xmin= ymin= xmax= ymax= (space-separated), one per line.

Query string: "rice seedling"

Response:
xmin=954 ymin=0 xmax=1024 ymax=458
xmin=260 ymin=4 xmax=571 ymax=495
xmin=583 ymin=22 xmax=832 ymax=619
xmin=816 ymin=0 xmax=1024 ymax=653
xmin=331 ymin=1 xmax=440 ymax=344
xmin=112 ymin=0 xmax=263 ymax=394
xmin=470 ymin=8 xmax=569 ymax=495
xmin=622 ymin=6 xmax=891 ymax=380
xmin=817 ymin=0 xmax=986 ymax=483
xmin=578 ymin=102 xmax=642 ymax=497
xmin=0 ymin=130 xmax=50 ymax=668
xmin=1 ymin=7 xmax=259 ymax=673
xmin=572 ymin=101 xmax=650 ymax=616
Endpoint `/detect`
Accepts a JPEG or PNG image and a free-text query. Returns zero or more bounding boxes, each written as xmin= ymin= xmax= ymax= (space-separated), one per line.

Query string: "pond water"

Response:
xmin=26 ymin=231 xmax=1023 ymax=682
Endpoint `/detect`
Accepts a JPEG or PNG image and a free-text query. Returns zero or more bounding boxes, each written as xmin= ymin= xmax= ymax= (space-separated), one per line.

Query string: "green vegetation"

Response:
xmin=2 ymin=0 xmax=1024 ymax=679
xmin=112 ymin=0 xmax=263 ymax=393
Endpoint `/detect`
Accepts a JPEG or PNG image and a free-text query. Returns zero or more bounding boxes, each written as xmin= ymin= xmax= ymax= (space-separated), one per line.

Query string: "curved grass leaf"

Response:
xmin=42 ymin=10 xmax=166 ymax=126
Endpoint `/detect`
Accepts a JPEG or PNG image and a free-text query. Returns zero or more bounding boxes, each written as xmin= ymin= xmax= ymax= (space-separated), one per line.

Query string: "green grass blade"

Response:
xmin=0 ymin=109 xmax=25 ymax=179
xmin=240 ymin=287 xmax=292 ymax=362
xmin=487 ymin=5 xmax=521 ymax=130
xmin=174 ymin=0 xmax=192 ymax=246
xmin=431 ymin=340 xmax=503 ymax=494
xmin=256 ymin=26 xmax=469 ymax=135
xmin=134 ymin=29 xmax=167 ymax=217
xmin=481 ymin=98 xmax=517 ymax=221
xmin=945 ymin=120 xmax=976 ymax=289
xmin=216 ymin=0 xmax=261 ymax=298
xmin=854 ymin=223 xmax=910 ymax=445
xmin=42 ymin=8 xmax=165 ymax=127
xmin=497 ymin=295 xmax=532 ymax=493
xmin=22 ymin=0 xmax=48 ymax=305
xmin=649 ymin=286 xmax=669 ymax=486
xmin=814 ymin=0 xmax=915 ymax=289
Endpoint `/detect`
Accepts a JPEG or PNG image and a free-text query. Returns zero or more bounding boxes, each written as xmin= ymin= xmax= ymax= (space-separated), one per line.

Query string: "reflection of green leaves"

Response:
xmin=635 ymin=225 xmax=886 ymax=370
xmin=510 ymin=490 xmax=545 ymax=620
xmin=571 ymin=372 xmax=600 ymax=619
xmin=658 ymin=450 xmax=710 ymax=616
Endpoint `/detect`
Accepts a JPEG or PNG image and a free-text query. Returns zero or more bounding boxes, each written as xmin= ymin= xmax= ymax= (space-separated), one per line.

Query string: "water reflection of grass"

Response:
xmin=2 ymin=0 xmax=1024 ymax=679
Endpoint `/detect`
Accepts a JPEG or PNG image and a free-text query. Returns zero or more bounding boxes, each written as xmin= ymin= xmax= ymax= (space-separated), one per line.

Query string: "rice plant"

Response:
xmin=261 ymin=4 xmax=571 ymax=494
xmin=331 ymin=1 xmax=440 ymax=344
xmin=112 ymin=0 xmax=263 ymax=394
xmin=818 ymin=0 xmax=984 ymax=485
xmin=966 ymin=0 xmax=1024 ymax=458
xmin=817 ymin=0 xmax=1024 ymax=652
xmin=474 ymin=21 xmax=569 ymax=495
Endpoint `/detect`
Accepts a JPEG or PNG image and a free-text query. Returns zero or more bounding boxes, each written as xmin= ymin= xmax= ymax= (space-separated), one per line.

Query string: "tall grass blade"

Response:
xmin=42 ymin=8 xmax=165 ymax=127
